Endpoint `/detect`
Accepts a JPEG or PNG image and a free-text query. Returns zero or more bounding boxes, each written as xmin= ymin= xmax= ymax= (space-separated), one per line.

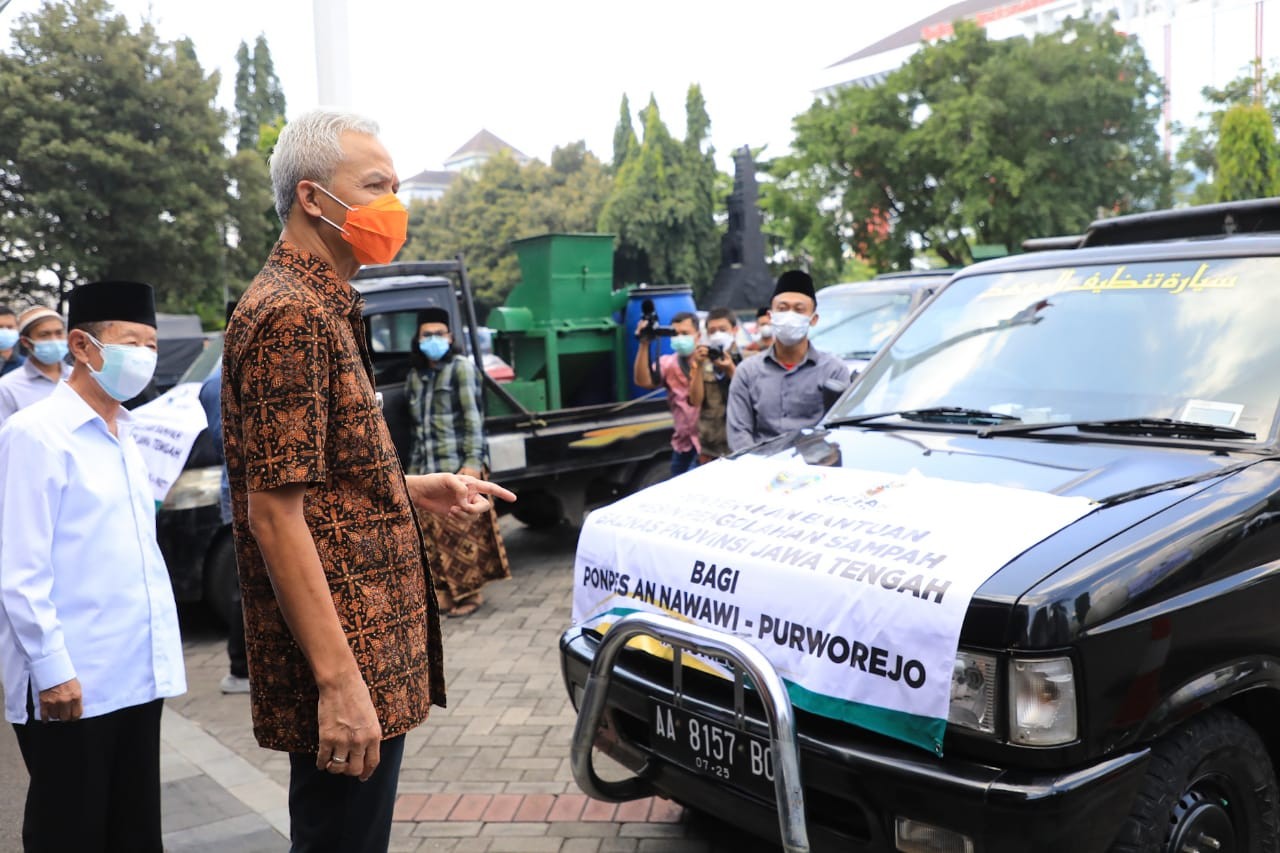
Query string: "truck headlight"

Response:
xmin=948 ymin=651 xmax=997 ymax=735
xmin=161 ymin=466 xmax=223 ymax=511
xmin=1009 ymin=656 xmax=1077 ymax=745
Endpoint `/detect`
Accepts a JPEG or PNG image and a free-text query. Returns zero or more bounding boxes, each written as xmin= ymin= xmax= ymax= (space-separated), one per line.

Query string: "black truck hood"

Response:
xmin=755 ymin=427 xmax=1261 ymax=646
xmin=779 ymin=427 xmax=1242 ymax=501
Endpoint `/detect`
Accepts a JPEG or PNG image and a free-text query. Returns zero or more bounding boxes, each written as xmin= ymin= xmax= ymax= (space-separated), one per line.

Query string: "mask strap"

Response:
xmin=309 ymin=182 xmax=353 ymax=235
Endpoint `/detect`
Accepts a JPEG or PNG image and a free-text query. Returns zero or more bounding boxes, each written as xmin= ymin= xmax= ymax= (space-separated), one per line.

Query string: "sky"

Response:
xmin=2 ymin=0 xmax=940 ymax=177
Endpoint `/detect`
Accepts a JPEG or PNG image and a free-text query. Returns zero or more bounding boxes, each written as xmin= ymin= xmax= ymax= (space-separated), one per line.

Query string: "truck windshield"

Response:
xmin=829 ymin=257 xmax=1280 ymax=442
xmin=810 ymin=290 xmax=914 ymax=359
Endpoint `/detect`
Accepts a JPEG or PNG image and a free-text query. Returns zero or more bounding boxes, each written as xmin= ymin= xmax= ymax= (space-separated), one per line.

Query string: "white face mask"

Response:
xmin=85 ymin=333 xmax=157 ymax=401
xmin=707 ymin=331 xmax=735 ymax=351
xmin=757 ymin=323 xmax=773 ymax=340
xmin=770 ymin=311 xmax=811 ymax=346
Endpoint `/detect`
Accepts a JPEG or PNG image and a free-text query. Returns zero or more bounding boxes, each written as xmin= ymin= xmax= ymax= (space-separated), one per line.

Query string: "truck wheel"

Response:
xmin=202 ymin=531 xmax=239 ymax=628
xmin=630 ymin=457 xmax=671 ymax=493
xmin=511 ymin=490 xmax=565 ymax=529
xmin=1109 ymin=710 xmax=1280 ymax=853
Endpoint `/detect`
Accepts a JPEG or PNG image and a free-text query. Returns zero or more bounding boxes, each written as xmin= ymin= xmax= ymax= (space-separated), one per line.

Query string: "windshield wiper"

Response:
xmin=978 ymin=417 xmax=1255 ymax=441
xmin=827 ymin=407 xmax=1022 ymax=427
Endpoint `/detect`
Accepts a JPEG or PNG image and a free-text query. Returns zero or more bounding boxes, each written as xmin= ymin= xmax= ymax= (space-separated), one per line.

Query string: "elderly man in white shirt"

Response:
xmin=0 ymin=306 xmax=70 ymax=426
xmin=0 ymin=280 xmax=186 ymax=853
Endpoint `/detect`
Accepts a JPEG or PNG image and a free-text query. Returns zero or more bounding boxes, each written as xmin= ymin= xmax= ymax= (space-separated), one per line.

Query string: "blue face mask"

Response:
xmin=419 ymin=336 xmax=450 ymax=361
xmin=86 ymin=333 xmax=157 ymax=401
xmin=30 ymin=339 xmax=68 ymax=366
xmin=0 ymin=329 xmax=17 ymax=350
xmin=671 ymin=335 xmax=696 ymax=356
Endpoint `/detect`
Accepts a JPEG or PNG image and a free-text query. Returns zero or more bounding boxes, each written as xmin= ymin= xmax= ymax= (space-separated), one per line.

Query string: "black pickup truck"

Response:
xmin=158 ymin=258 xmax=673 ymax=624
xmin=561 ymin=198 xmax=1280 ymax=852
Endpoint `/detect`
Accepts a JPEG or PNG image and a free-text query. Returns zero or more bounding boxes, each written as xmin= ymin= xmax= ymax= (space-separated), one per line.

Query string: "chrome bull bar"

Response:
xmin=569 ymin=611 xmax=810 ymax=853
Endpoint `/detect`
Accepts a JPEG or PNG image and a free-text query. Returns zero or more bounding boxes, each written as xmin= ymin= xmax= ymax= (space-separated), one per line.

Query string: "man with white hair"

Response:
xmin=0 ymin=306 xmax=70 ymax=426
xmin=221 ymin=109 xmax=514 ymax=852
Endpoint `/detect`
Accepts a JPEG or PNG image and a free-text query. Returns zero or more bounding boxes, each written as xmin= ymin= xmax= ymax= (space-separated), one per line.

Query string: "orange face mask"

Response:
xmin=313 ymin=183 xmax=408 ymax=266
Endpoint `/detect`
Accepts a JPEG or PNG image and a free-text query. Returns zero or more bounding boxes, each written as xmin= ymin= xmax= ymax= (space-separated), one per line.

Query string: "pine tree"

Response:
xmin=612 ymin=94 xmax=638 ymax=173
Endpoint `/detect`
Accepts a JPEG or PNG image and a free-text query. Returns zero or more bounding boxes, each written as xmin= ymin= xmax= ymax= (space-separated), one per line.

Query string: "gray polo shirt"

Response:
xmin=726 ymin=344 xmax=850 ymax=452
xmin=0 ymin=358 xmax=70 ymax=427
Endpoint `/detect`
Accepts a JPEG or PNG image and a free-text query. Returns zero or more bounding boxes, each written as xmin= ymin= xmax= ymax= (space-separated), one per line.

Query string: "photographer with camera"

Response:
xmin=634 ymin=309 xmax=701 ymax=477
xmin=689 ymin=307 xmax=742 ymax=463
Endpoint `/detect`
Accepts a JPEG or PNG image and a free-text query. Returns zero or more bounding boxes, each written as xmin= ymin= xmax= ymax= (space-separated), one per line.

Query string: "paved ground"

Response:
xmin=87 ymin=515 xmax=775 ymax=853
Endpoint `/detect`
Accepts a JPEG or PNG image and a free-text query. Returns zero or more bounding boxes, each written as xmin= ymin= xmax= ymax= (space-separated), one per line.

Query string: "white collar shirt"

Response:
xmin=0 ymin=381 xmax=186 ymax=723
xmin=0 ymin=360 xmax=72 ymax=427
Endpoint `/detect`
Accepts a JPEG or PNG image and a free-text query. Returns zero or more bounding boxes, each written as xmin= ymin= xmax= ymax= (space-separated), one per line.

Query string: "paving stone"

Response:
xmin=395 ymin=794 xmax=431 ymax=821
xmin=479 ymin=793 xmax=523 ymax=822
xmin=614 ymin=799 xmax=653 ymax=822
xmin=560 ymin=840 xmax=603 ymax=853
xmin=546 ymin=793 xmax=588 ymax=822
xmin=485 ymin=838 xmax=563 ymax=853
xmin=411 ymin=821 xmax=485 ymax=838
xmin=161 ymin=775 xmax=251 ymax=833
xmin=582 ymin=799 xmax=619 ymax=822
xmin=512 ymin=793 xmax=556 ymax=822
xmin=414 ymin=792 xmax=461 ymax=821
xmin=478 ymin=822 xmax=551 ymax=837
xmin=450 ymin=794 xmax=493 ymax=822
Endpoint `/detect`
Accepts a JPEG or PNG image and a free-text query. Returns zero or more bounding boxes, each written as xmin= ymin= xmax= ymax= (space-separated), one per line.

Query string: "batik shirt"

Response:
xmin=221 ymin=241 xmax=446 ymax=753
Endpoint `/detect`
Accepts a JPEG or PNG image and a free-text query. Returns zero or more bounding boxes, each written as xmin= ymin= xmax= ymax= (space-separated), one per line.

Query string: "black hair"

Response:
xmin=707 ymin=307 xmax=737 ymax=326
xmin=671 ymin=311 xmax=698 ymax=327
xmin=0 ymin=304 xmax=13 ymax=319
xmin=756 ymin=306 xmax=770 ymax=318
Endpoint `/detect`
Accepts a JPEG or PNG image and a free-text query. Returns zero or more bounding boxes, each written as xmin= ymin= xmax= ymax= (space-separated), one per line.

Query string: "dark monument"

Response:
xmin=704 ymin=145 xmax=775 ymax=311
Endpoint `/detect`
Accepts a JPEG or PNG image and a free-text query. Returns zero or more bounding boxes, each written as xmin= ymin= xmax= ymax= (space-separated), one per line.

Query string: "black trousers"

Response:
xmin=227 ymin=577 xmax=248 ymax=678
xmin=12 ymin=697 xmax=164 ymax=853
xmin=288 ymin=734 xmax=406 ymax=853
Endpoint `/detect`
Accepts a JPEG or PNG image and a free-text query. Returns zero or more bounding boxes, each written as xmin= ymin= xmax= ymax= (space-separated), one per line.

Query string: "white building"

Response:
xmin=398 ymin=130 xmax=530 ymax=206
xmin=443 ymin=129 xmax=529 ymax=173
xmin=818 ymin=0 xmax=1279 ymax=153
xmin=399 ymin=170 xmax=458 ymax=205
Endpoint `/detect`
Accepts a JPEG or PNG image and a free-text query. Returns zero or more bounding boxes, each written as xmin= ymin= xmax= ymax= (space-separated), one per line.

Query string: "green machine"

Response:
xmin=488 ymin=234 xmax=631 ymax=414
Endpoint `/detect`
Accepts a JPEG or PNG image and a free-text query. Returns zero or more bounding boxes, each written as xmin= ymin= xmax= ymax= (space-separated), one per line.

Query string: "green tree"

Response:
xmin=233 ymin=33 xmax=286 ymax=152
xmin=1177 ymin=61 xmax=1280 ymax=203
xmin=599 ymin=87 xmax=725 ymax=296
xmin=0 ymin=0 xmax=231 ymax=311
xmin=769 ymin=17 xmax=1170 ymax=281
xmin=612 ymin=94 xmax=638 ymax=173
xmin=404 ymin=144 xmax=612 ymax=315
xmin=674 ymin=85 xmax=721 ymax=296
xmin=226 ymin=148 xmax=276 ymax=290
xmin=1214 ymin=103 xmax=1280 ymax=202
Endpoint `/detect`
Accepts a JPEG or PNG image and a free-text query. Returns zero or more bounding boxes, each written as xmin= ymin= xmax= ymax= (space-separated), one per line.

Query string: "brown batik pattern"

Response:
xmin=221 ymin=241 xmax=446 ymax=754
xmin=415 ymin=505 xmax=511 ymax=602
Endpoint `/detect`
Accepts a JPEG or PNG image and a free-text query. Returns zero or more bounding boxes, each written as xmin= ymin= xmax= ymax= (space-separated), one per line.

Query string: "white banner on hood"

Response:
xmin=572 ymin=454 xmax=1096 ymax=753
xmin=130 ymin=382 xmax=208 ymax=503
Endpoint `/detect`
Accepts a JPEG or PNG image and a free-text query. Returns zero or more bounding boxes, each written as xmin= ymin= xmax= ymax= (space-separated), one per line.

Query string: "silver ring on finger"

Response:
xmin=329 ymin=756 xmax=348 ymax=764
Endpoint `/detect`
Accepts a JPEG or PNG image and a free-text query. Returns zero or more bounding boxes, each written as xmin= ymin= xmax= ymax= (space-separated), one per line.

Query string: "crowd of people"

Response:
xmin=0 ymin=105 xmax=850 ymax=853
xmin=634 ymin=268 xmax=851 ymax=479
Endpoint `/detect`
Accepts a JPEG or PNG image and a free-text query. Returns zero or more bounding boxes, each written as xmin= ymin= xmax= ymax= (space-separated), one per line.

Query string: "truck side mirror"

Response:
xmin=821 ymin=377 xmax=851 ymax=411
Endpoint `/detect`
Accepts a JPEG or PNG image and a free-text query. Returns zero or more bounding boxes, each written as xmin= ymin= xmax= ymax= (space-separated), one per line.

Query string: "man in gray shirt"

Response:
xmin=0 ymin=306 xmax=69 ymax=426
xmin=727 ymin=270 xmax=849 ymax=452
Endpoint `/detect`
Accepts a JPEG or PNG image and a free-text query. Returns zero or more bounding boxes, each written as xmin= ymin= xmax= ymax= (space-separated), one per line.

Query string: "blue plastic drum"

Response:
xmin=621 ymin=285 xmax=697 ymax=400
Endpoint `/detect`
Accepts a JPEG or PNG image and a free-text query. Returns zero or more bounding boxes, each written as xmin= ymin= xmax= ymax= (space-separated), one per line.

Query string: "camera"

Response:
xmin=635 ymin=298 xmax=676 ymax=339
xmin=705 ymin=345 xmax=724 ymax=361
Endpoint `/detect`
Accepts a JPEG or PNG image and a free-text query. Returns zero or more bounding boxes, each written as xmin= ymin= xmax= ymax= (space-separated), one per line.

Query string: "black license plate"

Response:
xmin=650 ymin=700 xmax=777 ymax=801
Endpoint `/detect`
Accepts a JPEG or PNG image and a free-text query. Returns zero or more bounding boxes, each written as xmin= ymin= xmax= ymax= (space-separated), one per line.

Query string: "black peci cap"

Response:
xmin=417 ymin=307 xmax=450 ymax=327
xmin=68 ymin=280 xmax=157 ymax=329
xmin=771 ymin=270 xmax=816 ymax=303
